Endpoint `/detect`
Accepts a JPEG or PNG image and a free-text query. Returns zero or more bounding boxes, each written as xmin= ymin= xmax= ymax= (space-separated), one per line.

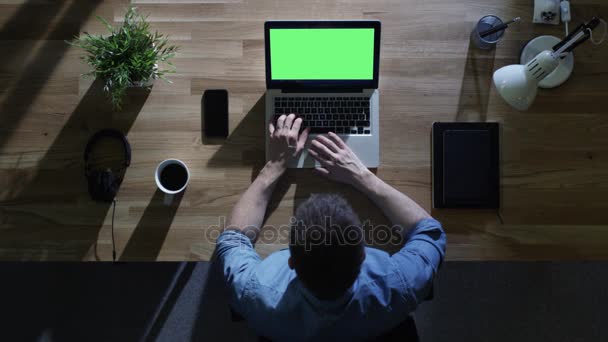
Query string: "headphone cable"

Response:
xmin=497 ymin=209 xmax=504 ymax=225
xmin=111 ymin=199 xmax=117 ymax=262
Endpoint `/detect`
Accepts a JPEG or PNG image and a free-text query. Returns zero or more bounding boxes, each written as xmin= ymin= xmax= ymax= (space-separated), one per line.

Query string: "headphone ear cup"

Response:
xmin=87 ymin=170 xmax=117 ymax=202
xmin=87 ymin=171 xmax=101 ymax=201
xmin=109 ymin=171 xmax=122 ymax=200
xmin=100 ymin=170 xmax=116 ymax=202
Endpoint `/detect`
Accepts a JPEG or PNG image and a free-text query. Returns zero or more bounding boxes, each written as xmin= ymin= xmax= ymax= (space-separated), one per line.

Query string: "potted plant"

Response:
xmin=68 ymin=7 xmax=178 ymax=109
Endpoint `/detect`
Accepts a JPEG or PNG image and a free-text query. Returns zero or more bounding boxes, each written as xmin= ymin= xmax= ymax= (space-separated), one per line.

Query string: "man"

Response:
xmin=216 ymin=114 xmax=446 ymax=341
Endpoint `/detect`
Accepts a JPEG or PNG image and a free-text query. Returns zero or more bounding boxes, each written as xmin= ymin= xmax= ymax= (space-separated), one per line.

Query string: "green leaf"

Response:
xmin=96 ymin=15 xmax=115 ymax=34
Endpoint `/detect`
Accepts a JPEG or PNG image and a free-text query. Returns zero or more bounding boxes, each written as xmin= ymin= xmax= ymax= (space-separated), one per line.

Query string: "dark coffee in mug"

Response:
xmin=160 ymin=163 xmax=188 ymax=191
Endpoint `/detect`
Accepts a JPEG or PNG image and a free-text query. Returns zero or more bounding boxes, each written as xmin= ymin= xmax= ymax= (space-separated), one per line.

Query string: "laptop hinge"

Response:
xmin=281 ymin=88 xmax=365 ymax=93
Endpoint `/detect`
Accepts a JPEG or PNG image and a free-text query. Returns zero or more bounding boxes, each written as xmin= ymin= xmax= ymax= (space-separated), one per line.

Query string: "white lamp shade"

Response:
xmin=492 ymin=64 xmax=538 ymax=111
xmin=492 ymin=50 xmax=560 ymax=111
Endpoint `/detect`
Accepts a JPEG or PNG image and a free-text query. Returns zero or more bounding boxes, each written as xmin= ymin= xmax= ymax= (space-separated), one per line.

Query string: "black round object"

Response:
xmin=160 ymin=164 xmax=188 ymax=191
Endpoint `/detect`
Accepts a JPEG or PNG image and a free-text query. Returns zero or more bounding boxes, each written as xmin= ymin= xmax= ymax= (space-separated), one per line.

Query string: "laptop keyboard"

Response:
xmin=273 ymin=96 xmax=371 ymax=135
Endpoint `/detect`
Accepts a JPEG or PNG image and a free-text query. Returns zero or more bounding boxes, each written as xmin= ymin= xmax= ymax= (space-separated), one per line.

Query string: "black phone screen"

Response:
xmin=203 ymin=89 xmax=229 ymax=137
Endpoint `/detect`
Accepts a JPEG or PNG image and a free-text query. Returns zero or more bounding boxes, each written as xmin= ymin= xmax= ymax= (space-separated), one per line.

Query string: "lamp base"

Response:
xmin=520 ymin=35 xmax=574 ymax=88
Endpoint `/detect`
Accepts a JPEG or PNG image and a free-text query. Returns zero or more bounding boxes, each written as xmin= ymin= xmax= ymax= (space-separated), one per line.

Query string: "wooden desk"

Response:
xmin=1 ymin=0 xmax=607 ymax=261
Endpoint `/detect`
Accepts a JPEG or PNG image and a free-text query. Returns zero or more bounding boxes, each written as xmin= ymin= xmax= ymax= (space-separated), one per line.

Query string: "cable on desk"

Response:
xmin=497 ymin=209 xmax=504 ymax=225
xmin=588 ymin=18 xmax=608 ymax=45
xmin=111 ymin=199 xmax=117 ymax=262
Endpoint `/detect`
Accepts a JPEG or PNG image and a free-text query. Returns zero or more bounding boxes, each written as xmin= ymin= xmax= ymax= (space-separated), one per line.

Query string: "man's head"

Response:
xmin=289 ymin=193 xmax=365 ymax=300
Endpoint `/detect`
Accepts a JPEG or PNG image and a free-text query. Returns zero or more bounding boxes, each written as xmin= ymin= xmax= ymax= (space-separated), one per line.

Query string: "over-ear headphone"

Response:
xmin=84 ymin=129 xmax=131 ymax=203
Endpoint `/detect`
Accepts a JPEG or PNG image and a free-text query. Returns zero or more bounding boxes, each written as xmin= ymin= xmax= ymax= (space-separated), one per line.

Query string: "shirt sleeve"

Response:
xmin=390 ymin=218 xmax=446 ymax=305
xmin=215 ymin=229 xmax=262 ymax=309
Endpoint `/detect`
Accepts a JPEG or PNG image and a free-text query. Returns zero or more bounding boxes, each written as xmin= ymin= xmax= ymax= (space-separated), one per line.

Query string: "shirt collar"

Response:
xmin=295 ymin=277 xmax=355 ymax=314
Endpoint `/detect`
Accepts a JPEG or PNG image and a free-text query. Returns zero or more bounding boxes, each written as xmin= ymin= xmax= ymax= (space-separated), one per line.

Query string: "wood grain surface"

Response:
xmin=1 ymin=0 xmax=607 ymax=261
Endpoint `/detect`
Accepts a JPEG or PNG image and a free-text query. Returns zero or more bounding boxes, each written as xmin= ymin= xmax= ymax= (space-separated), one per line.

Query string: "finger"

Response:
xmin=283 ymin=113 xmax=296 ymax=130
xmin=308 ymin=148 xmax=333 ymax=167
xmin=269 ymin=122 xmax=275 ymax=136
xmin=316 ymin=135 xmax=340 ymax=153
xmin=296 ymin=127 xmax=310 ymax=151
xmin=310 ymin=140 xmax=337 ymax=161
xmin=314 ymin=167 xmax=330 ymax=177
xmin=276 ymin=115 xmax=287 ymax=131
xmin=291 ymin=117 xmax=303 ymax=135
xmin=327 ymin=132 xmax=347 ymax=149
xmin=288 ymin=117 xmax=301 ymax=143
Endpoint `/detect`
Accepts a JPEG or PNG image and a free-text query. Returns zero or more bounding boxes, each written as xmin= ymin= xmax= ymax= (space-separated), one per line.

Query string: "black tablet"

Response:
xmin=432 ymin=122 xmax=500 ymax=208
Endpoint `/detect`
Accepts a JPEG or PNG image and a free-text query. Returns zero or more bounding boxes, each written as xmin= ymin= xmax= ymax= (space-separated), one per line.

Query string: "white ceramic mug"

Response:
xmin=155 ymin=159 xmax=190 ymax=205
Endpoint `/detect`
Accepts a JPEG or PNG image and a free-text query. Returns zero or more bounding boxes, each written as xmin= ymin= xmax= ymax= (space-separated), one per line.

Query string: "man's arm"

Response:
xmin=226 ymin=162 xmax=282 ymax=241
xmin=308 ymin=132 xmax=430 ymax=233
xmin=226 ymin=114 xmax=309 ymax=242
xmin=354 ymin=172 xmax=430 ymax=234
xmin=217 ymin=114 xmax=309 ymax=308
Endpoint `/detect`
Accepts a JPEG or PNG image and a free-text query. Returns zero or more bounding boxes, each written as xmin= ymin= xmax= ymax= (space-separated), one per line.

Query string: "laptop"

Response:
xmin=264 ymin=21 xmax=381 ymax=168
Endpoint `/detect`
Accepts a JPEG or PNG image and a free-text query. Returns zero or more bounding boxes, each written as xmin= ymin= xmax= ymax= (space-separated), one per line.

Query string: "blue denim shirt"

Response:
xmin=216 ymin=218 xmax=446 ymax=341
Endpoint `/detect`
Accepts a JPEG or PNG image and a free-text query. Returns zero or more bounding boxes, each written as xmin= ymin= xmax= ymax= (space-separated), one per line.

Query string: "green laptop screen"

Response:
xmin=269 ymin=28 xmax=375 ymax=80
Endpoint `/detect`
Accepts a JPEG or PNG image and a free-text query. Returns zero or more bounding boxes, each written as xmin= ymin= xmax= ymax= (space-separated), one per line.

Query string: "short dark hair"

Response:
xmin=289 ymin=193 xmax=364 ymax=300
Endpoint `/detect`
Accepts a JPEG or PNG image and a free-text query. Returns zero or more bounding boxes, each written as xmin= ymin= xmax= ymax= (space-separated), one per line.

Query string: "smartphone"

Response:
xmin=203 ymin=89 xmax=229 ymax=138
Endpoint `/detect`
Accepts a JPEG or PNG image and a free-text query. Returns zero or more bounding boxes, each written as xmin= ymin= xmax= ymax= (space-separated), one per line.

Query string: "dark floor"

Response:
xmin=1 ymin=261 xmax=606 ymax=342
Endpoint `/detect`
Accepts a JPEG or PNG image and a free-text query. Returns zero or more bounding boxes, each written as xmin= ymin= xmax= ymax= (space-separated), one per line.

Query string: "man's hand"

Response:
xmin=267 ymin=113 xmax=310 ymax=176
xmin=308 ymin=132 xmax=372 ymax=188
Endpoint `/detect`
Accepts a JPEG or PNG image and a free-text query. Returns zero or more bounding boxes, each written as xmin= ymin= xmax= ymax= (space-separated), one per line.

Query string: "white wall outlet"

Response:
xmin=534 ymin=0 xmax=560 ymax=25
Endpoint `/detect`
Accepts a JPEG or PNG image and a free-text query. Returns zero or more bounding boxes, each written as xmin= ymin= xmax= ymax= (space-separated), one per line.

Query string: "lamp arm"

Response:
xmin=554 ymin=30 xmax=587 ymax=55
xmin=552 ymin=17 xmax=601 ymax=55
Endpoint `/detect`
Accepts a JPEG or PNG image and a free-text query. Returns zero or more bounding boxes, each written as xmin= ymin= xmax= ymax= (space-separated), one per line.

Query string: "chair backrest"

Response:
xmin=254 ymin=315 xmax=419 ymax=342
xmin=368 ymin=315 xmax=419 ymax=342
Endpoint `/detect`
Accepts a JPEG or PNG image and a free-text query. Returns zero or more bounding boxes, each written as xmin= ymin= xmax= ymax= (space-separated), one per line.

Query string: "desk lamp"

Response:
xmin=493 ymin=17 xmax=603 ymax=111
